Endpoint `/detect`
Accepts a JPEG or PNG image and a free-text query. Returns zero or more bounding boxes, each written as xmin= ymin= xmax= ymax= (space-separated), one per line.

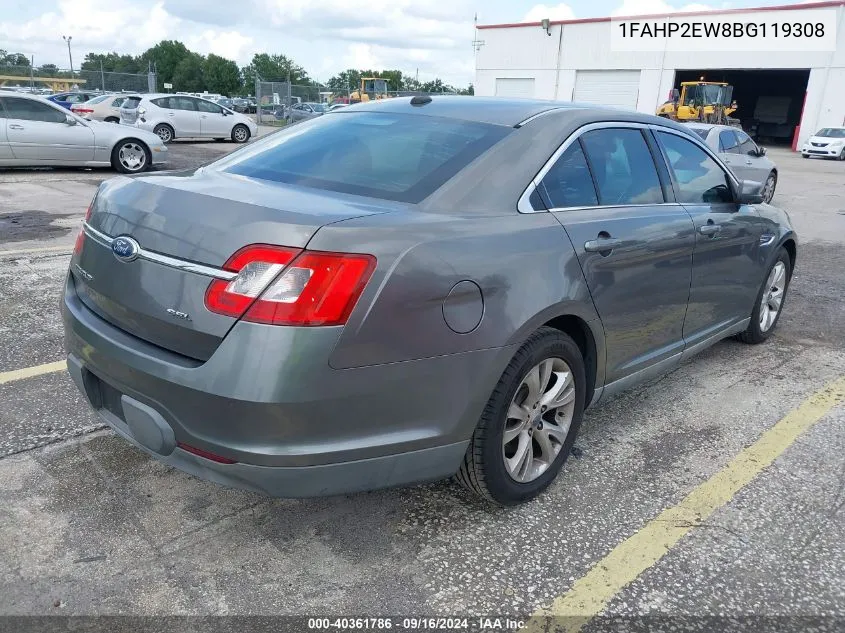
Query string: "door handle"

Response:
xmin=9 ymin=124 xmax=24 ymax=130
xmin=699 ymin=223 xmax=722 ymax=236
xmin=745 ymin=160 xmax=752 ymax=165
xmin=168 ymin=113 xmax=175 ymax=116
xmin=584 ymin=237 xmax=623 ymax=253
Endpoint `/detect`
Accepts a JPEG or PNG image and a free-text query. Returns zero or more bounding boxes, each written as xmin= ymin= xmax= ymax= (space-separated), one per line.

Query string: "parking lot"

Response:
xmin=1 ymin=141 xmax=844 ymax=630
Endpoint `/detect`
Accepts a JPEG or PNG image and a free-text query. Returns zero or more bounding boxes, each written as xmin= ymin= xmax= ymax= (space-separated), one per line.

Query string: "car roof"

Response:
xmin=346 ymin=95 xmax=670 ymax=127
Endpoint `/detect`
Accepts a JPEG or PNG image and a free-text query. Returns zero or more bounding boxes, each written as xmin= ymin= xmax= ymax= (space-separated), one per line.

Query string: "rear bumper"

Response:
xmin=62 ymin=272 xmax=512 ymax=496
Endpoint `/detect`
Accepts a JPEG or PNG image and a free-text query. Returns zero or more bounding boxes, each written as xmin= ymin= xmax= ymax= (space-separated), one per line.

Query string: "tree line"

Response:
xmin=1 ymin=43 xmax=473 ymax=97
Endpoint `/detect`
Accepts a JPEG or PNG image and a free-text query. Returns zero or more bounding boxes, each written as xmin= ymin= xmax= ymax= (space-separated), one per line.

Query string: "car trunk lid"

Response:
xmin=72 ymin=170 xmax=398 ymax=360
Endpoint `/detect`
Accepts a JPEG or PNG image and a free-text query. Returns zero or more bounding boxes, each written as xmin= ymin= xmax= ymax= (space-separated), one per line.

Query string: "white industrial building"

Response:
xmin=475 ymin=1 xmax=845 ymax=148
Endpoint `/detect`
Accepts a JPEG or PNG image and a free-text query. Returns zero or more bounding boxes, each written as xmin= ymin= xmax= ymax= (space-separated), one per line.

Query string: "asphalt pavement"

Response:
xmin=0 ymin=143 xmax=843 ymax=632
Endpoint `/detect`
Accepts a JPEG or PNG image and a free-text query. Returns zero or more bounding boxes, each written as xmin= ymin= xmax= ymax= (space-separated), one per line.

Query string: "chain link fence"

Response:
xmin=254 ymin=79 xmax=462 ymax=126
xmin=0 ymin=64 xmax=152 ymax=94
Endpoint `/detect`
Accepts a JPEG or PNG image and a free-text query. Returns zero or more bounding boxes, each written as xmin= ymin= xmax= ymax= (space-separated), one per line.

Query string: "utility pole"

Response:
xmin=30 ymin=55 xmax=34 ymax=92
xmin=62 ymin=35 xmax=74 ymax=77
xmin=100 ymin=59 xmax=105 ymax=91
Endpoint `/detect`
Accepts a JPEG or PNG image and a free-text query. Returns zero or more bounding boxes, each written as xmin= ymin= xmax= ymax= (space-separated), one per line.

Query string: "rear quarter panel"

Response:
xmin=307 ymin=210 xmax=599 ymax=370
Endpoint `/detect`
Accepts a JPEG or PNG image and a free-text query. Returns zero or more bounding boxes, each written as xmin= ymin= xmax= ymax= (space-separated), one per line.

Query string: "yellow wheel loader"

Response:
xmin=350 ymin=78 xmax=390 ymax=104
xmin=657 ymin=81 xmax=740 ymax=126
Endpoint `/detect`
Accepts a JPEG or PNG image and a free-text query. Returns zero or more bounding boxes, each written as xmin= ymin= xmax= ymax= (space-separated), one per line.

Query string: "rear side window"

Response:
xmin=655 ymin=131 xmax=733 ymax=204
xmin=580 ymin=128 xmax=664 ymax=205
xmin=719 ymin=130 xmax=739 ymax=153
xmin=221 ymin=112 xmax=510 ymax=203
xmin=539 ymin=142 xmax=598 ymax=209
xmin=152 ymin=97 xmax=171 ymax=108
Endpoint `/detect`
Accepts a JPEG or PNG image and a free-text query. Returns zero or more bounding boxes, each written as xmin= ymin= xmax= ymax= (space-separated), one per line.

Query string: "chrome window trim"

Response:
xmin=514 ymin=107 xmax=567 ymax=128
xmin=81 ymin=222 xmax=237 ymax=281
xmin=518 ymin=120 xmax=739 ymax=214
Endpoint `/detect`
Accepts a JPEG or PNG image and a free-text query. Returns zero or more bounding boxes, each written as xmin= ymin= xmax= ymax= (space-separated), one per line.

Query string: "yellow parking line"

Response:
xmin=0 ymin=360 xmax=67 ymax=386
xmin=526 ymin=374 xmax=845 ymax=633
xmin=0 ymin=245 xmax=72 ymax=257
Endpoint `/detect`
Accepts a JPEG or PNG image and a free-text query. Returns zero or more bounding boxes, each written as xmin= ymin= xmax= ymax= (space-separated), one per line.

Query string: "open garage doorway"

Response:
xmin=673 ymin=69 xmax=810 ymax=146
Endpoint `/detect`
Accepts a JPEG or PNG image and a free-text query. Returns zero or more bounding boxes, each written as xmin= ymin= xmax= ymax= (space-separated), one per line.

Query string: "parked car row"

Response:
xmin=0 ymin=92 xmax=168 ymax=173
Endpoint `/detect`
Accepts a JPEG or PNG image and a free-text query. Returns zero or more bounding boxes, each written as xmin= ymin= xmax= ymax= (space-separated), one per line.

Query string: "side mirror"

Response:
xmin=64 ymin=115 xmax=77 ymax=126
xmin=737 ymin=179 xmax=764 ymax=205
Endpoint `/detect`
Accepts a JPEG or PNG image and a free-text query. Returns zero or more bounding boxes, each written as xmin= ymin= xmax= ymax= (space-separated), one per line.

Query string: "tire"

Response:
xmin=838 ymin=148 xmax=845 ymax=161
xmin=456 ymin=327 xmax=586 ymax=506
xmin=802 ymin=154 xmax=809 ymax=159
xmin=104 ymin=117 xmax=120 ymax=124
xmin=762 ymin=171 xmax=777 ymax=204
xmin=111 ymin=139 xmax=150 ymax=174
xmin=736 ymin=247 xmax=792 ymax=345
xmin=232 ymin=124 xmax=250 ymax=143
xmin=153 ymin=123 xmax=174 ymax=144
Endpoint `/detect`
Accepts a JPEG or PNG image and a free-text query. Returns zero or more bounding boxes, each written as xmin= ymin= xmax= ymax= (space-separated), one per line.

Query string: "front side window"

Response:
xmin=539 ymin=142 xmax=598 ymax=209
xmin=579 ymin=128 xmax=664 ymax=206
xmin=219 ymin=112 xmax=510 ymax=203
xmin=735 ymin=130 xmax=758 ymax=155
xmin=0 ymin=97 xmax=66 ymax=123
xmin=197 ymin=100 xmax=223 ymax=114
xmin=655 ymin=131 xmax=733 ymax=204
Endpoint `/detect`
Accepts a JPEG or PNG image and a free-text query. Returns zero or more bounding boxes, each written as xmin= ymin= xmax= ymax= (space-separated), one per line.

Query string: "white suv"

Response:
xmin=120 ymin=94 xmax=257 ymax=144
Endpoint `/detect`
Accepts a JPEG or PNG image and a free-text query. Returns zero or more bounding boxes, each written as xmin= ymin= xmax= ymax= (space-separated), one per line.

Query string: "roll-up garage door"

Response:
xmin=573 ymin=70 xmax=640 ymax=109
xmin=495 ymin=78 xmax=536 ymax=98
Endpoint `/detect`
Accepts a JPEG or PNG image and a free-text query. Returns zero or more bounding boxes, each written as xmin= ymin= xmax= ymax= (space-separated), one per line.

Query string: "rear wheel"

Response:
xmin=104 ymin=116 xmax=120 ymax=124
xmin=232 ymin=124 xmax=250 ymax=143
xmin=456 ymin=327 xmax=586 ymax=505
xmin=111 ymin=139 xmax=150 ymax=174
xmin=153 ymin=123 xmax=174 ymax=144
xmin=761 ymin=171 xmax=777 ymax=203
xmin=736 ymin=247 xmax=791 ymax=344
xmin=838 ymin=148 xmax=845 ymax=161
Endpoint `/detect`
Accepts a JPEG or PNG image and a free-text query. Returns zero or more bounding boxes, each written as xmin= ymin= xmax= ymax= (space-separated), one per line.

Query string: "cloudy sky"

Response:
xmin=1 ymin=0 xmax=795 ymax=86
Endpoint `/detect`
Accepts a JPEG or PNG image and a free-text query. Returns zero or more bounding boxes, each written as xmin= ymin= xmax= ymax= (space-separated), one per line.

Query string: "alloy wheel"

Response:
xmin=502 ymin=357 xmax=576 ymax=483
xmin=762 ymin=174 xmax=776 ymax=203
xmin=233 ymin=126 xmax=248 ymax=142
xmin=118 ymin=142 xmax=147 ymax=173
xmin=156 ymin=126 xmax=172 ymax=143
xmin=759 ymin=261 xmax=786 ymax=332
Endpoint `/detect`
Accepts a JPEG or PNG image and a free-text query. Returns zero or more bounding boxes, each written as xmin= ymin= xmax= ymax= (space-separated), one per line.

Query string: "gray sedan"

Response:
xmin=62 ymin=98 xmax=796 ymax=505
xmin=685 ymin=122 xmax=778 ymax=203
xmin=0 ymin=92 xmax=167 ymax=173
xmin=288 ymin=101 xmax=327 ymax=122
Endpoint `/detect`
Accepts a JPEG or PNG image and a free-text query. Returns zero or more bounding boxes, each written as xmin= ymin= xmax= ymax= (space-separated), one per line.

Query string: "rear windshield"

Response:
xmin=817 ymin=128 xmax=845 ymax=138
xmin=86 ymin=95 xmax=110 ymax=104
xmin=221 ymin=112 xmax=510 ymax=203
xmin=690 ymin=128 xmax=709 ymax=140
xmin=122 ymin=97 xmax=142 ymax=109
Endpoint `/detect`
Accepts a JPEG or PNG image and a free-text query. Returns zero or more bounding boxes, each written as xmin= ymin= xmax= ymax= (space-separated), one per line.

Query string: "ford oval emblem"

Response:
xmin=112 ymin=236 xmax=140 ymax=262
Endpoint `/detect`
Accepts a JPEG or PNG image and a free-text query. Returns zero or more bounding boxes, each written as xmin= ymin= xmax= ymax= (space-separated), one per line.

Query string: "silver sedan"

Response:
xmin=0 ymin=92 xmax=168 ymax=173
xmin=685 ymin=122 xmax=778 ymax=203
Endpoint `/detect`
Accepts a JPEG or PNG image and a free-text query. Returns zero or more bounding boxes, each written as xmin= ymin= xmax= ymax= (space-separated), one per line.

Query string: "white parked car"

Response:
xmin=70 ymin=93 xmax=128 ymax=123
xmin=119 ymin=93 xmax=257 ymax=144
xmin=800 ymin=127 xmax=845 ymax=160
xmin=0 ymin=92 xmax=168 ymax=173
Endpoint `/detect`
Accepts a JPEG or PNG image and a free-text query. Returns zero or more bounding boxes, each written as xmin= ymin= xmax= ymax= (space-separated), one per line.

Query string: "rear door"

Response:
xmin=716 ymin=128 xmax=750 ymax=180
xmin=652 ymin=129 xmax=765 ymax=347
xmin=155 ymin=97 xmax=201 ymax=137
xmin=0 ymin=96 xmax=95 ymax=162
xmin=196 ymin=99 xmax=231 ymax=137
xmin=537 ymin=124 xmax=696 ymax=384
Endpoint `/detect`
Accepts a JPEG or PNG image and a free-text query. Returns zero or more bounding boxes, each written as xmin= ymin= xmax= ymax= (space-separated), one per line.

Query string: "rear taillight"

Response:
xmin=74 ymin=108 xmax=94 ymax=114
xmin=84 ymin=201 xmax=93 ymax=222
xmin=73 ymin=229 xmax=85 ymax=255
xmin=204 ymin=244 xmax=376 ymax=326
